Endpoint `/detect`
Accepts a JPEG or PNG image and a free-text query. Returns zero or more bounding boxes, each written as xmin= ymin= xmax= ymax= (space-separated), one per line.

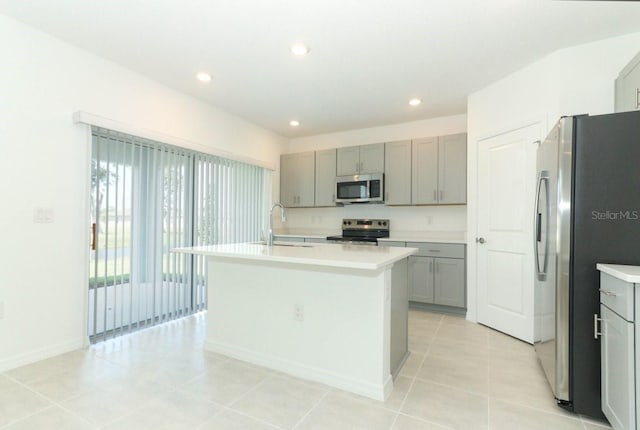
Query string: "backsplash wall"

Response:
xmin=274 ymin=205 xmax=466 ymax=233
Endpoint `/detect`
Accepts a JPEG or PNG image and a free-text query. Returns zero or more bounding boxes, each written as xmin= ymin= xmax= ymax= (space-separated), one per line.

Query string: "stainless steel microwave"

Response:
xmin=335 ymin=173 xmax=384 ymax=204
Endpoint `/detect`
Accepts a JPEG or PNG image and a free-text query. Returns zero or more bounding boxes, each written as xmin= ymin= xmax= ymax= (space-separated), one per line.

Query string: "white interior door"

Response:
xmin=476 ymin=123 xmax=541 ymax=342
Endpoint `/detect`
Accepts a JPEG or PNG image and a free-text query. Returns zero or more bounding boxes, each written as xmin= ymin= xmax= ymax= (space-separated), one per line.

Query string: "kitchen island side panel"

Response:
xmin=204 ymin=258 xmax=393 ymax=400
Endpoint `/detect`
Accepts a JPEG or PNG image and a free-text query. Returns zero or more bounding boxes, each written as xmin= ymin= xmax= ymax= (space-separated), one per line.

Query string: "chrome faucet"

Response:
xmin=267 ymin=202 xmax=286 ymax=246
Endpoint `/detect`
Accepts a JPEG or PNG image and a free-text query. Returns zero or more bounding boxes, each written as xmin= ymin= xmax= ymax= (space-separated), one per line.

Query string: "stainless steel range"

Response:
xmin=326 ymin=218 xmax=390 ymax=245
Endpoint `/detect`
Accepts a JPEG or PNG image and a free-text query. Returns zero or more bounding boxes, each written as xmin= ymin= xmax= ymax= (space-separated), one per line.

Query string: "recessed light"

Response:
xmin=290 ymin=44 xmax=310 ymax=56
xmin=196 ymin=72 xmax=212 ymax=82
xmin=409 ymin=98 xmax=422 ymax=106
xmin=289 ymin=120 xmax=300 ymax=127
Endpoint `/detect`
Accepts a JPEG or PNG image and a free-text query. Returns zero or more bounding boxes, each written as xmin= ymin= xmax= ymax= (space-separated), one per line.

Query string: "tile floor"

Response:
xmin=0 ymin=310 xmax=613 ymax=430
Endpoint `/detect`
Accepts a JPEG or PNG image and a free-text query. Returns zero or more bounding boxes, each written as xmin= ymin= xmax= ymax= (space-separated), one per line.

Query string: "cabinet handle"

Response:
xmin=91 ymin=222 xmax=97 ymax=250
xmin=355 ymin=162 xmax=359 ymax=173
xmin=433 ymin=190 xmax=437 ymax=201
xmin=434 ymin=261 xmax=438 ymax=273
xmin=636 ymin=88 xmax=640 ymax=109
xmin=429 ymin=261 xmax=433 ymax=273
xmin=385 ymin=191 xmax=389 ymax=201
xmin=440 ymin=190 xmax=443 ymax=201
xmin=594 ymin=313 xmax=603 ymax=339
xmin=332 ymin=194 xmax=335 ymax=202
xmin=428 ymin=249 xmax=441 ymax=253
xmin=599 ymin=289 xmax=617 ymax=297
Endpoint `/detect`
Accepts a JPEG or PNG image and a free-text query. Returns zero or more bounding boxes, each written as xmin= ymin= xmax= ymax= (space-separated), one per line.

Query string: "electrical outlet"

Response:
xmin=294 ymin=304 xmax=304 ymax=322
xmin=34 ymin=207 xmax=54 ymax=223
xmin=0 ymin=301 xmax=4 ymax=320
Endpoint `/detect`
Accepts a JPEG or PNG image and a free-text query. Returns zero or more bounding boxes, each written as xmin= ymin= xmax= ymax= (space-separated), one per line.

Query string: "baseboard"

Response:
xmin=0 ymin=338 xmax=84 ymax=373
xmin=409 ymin=301 xmax=466 ymax=316
xmin=205 ymin=340 xmax=393 ymax=401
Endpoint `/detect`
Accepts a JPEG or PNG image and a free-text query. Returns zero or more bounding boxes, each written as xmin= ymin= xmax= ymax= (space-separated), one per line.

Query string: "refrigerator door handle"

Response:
xmin=534 ymin=171 xmax=549 ymax=280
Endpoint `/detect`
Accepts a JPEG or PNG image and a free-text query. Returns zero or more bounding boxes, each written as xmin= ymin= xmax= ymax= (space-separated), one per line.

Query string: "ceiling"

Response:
xmin=2 ymin=0 xmax=640 ymax=138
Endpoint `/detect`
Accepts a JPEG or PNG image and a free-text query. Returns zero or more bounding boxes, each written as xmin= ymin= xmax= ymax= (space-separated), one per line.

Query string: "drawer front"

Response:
xmin=600 ymin=273 xmax=634 ymax=321
xmin=406 ymin=242 xmax=465 ymax=258
xmin=379 ymin=241 xmax=406 ymax=247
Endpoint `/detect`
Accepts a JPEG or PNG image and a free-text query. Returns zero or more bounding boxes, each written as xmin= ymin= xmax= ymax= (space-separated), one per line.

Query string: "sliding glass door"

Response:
xmin=89 ymin=128 xmax=267 ymax=342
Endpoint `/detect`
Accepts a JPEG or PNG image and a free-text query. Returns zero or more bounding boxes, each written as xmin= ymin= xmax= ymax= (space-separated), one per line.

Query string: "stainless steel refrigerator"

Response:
xmin=534 ymin=110 xmax=640 ymax=418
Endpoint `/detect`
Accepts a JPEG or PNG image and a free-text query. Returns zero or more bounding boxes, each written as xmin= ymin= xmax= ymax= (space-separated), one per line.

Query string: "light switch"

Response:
xmin=34 ymin=207 xmax=54 ymax=223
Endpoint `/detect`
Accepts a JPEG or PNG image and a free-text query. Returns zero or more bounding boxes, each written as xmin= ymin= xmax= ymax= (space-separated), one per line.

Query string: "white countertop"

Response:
xmin=273 ymin=229 xmax=467 ymax=244
xmin=597 ymin=263 xmax=640 ymax=283
xmin=174 ymin=242 xmax=417 ymax=271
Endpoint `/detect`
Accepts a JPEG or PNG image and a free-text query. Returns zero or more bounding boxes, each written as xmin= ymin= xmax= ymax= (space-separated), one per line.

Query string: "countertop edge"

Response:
xmin=174 ymin=246 xmax=418 ymax=272
xmin=272 ymin=232 xmax=467 ymax=244
xmin=597 ymin=263 xmax=640 ymax=283
xmin=378 ymin=237 xmax=467 ymax=245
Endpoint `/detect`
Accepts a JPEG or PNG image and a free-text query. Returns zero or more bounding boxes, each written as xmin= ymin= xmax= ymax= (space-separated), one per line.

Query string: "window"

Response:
xmin=89 ymin=127 xmax=268 ymax=342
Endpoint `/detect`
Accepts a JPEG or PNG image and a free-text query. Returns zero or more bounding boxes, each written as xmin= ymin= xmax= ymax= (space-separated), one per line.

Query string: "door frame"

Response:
xmin=466 ymin=115 xmax=547 ymax=324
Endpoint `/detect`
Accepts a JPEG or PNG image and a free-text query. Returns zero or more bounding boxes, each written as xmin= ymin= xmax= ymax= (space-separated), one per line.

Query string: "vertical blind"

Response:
xmin=89 ymin=127 xmax=269 ymax=342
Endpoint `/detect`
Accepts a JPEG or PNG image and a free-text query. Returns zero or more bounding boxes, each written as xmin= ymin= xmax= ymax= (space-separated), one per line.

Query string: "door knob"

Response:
xmin=476 ymin=237 xmax=486 ymax=244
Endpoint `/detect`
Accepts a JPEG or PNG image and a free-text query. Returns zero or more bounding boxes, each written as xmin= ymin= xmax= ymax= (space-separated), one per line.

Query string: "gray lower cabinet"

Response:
xmin=409 ymin=256 xmax=434 ymax=302
xmin=434 ymin=257 xmax=465 ymax=307
xmin=599 ymin=271 xmax=637 ymax=430
xmin=381 ymin=241 xmax=466 ymax=309
xmin=615 ymin=51 xmax=640 ymax=113
xmin=406 ymin=242 xmax=465 ymax=308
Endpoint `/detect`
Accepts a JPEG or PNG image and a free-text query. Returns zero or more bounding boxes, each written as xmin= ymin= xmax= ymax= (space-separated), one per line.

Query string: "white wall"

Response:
xmin=466 ymin=32 xmax=640 ymax=322
xmin=0 ymin=14 xmax=287 ymax=371
xmin=283 ymin=115 xmax=468 ymax=233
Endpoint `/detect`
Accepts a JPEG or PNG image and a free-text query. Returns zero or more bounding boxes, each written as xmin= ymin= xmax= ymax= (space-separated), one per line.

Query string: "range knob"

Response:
xmin=382 ymin=221 xmax=387 ymax=226
xmin=347 ymin=221 xmax=352 ymax=225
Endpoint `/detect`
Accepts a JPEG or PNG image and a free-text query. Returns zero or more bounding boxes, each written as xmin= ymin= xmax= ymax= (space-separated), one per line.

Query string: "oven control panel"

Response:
xmin=342 ymin=218 xmax=389 ymax=230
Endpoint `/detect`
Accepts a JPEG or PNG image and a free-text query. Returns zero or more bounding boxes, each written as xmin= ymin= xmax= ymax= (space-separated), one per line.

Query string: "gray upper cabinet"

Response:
xmin=615 ymin=50 xmax=640 ymax=113
xmin=359 ymin=143 xmax=385 ymax=174
xmin=412 ymin=134 xmax=467 ymax=205
xmin=384 ymin=140 xmax=412 ymax=205
xmin=315 ymin=149 xmax=337 ymax=207
xmin=412 ymin=137 xmax=439 ymax=204
xmin=336 ymin=146 xmax=360 ymax=176
xmin=280 ymin=152 xmax=315 ymax=208
xmin=282 ymin=133 xmax=465 ymax=207
xmin=336 ymin=143 xmax=384 ymax=175
xmin=438 ymin=133 xmax=467 ymax=204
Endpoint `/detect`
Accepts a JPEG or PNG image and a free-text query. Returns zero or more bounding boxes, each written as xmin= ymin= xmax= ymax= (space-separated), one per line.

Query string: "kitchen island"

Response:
xmin=174 ymin=242 xmax=417 ymax=400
